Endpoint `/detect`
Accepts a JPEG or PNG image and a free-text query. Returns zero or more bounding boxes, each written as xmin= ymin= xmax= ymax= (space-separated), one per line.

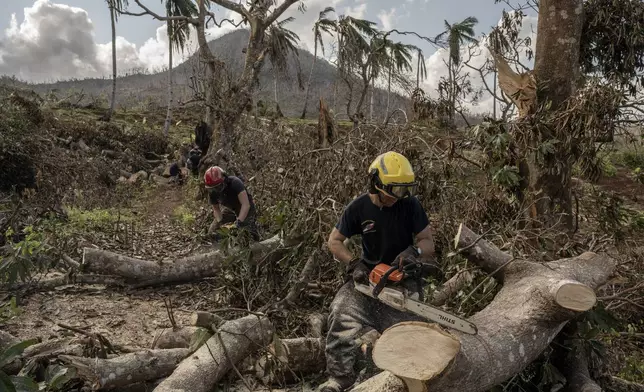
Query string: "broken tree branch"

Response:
xmin=60 ymin=348 xmax=190 ymax=389
xmin=153 ymin=314 xmax=274 ymax=392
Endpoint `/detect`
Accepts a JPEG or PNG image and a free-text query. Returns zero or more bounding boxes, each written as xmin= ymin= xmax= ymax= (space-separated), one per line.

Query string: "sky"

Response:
xmin=0 ymin=0 xmax=538 ymax=114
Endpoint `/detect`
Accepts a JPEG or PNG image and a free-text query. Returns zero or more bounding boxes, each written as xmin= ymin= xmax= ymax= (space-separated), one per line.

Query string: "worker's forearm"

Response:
xmin=238 ymin=203 xmax=250 ymax=222
xmin=417 ymin=238 xmax=435 ymax=260
xmin=328 ymin=240 xmax=355 ymax=263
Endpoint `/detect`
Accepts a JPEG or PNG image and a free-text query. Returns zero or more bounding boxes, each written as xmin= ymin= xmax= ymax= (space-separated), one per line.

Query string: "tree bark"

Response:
xmin=153 ymin=314 xmax=274 ymax=392
xmin=301 ymin=41 xmax=318 ymax=119
xmin=254 ymin=337 xmax=325 ymax=385
xmin=107 ymin=2 xmax=117 ymax=121
xmin=351 ymin=223 xmax=616 ymax=392
xmin=81 ymin=234 xmax=284 ymax=286
xmin=163 ymin=20 xmax=173 ymax=138
xmin=60 ymin=348 xmax=190 ymax=390
xmin=189 ymin=311 xmax=224 ymax=329
xmin=530 ymin=0 xmax=584 ymax=230
xmin=151 ymin=327 xmax=203 ymax=349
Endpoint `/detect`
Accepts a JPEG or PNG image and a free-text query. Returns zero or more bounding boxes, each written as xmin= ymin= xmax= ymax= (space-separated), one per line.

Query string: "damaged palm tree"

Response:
xmin=350 ymin=223 xmax=616 ymax=392
xmin=318 ymin=97 xmax=335 ymax=147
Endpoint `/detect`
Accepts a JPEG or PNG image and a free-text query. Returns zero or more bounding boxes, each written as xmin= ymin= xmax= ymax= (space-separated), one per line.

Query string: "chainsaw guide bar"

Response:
xmin=354 ymin=283 xmax=478 ymax=335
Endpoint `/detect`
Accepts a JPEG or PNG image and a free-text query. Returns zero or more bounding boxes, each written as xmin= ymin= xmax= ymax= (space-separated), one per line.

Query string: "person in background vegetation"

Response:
xmin=186 ymin=146 xmax=202 ymax=176
xmin=318 ymin=151 xmax=443 ymax=392
xmin=204 ymin=166 xmax=259 ymax=242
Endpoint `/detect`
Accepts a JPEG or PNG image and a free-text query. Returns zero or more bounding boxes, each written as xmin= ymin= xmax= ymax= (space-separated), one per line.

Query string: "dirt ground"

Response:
xmin=3 ymin=182 xmax=222 ymax=350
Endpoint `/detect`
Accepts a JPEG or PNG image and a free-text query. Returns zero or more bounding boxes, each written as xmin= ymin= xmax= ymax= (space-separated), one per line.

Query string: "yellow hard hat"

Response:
xmin=368 ymin=151 xmax=418 ymax=198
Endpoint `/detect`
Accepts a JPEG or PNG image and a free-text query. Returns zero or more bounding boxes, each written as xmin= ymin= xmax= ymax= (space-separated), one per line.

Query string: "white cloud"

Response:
xmin=417 ymin=13 xmax=538 ymax=115
xmin=377 ymin=7 xmax=398 ymax=31
xmin=0 ymin=0 xmax=242 ymax=82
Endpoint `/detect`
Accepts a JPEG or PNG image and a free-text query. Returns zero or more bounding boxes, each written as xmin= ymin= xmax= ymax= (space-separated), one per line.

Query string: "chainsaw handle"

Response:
xmin=371 ymin=265 xmax=399 ymax=298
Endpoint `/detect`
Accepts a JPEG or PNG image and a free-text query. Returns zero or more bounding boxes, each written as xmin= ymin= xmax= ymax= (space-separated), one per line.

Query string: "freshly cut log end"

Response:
xmin=189 ymin=311 xmax=224 ymax=329
xmin=552 ymin=280 xmax=596 ymax=311
xmin=373 ymin=322 xmax=460 ymax=382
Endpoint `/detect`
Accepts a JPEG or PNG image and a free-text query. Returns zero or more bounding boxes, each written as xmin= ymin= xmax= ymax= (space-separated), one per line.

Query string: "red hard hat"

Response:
xmin=204 ymin=166 xmax=225 ymax=188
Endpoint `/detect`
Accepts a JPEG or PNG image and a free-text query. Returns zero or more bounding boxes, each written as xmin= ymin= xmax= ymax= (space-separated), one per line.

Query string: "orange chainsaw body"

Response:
xmin=369 ymin=263 xmax=403 ymax=285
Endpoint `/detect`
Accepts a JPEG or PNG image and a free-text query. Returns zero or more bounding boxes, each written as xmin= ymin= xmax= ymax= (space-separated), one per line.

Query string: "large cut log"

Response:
xmin=254 ymin=337 xmax=325 ymax=385
xmin=82 ymin=234 xmax=285 ymax=287
xmin=351 ymin=223 xmax=616 ymax=392
xmin=60 ymin=348 xmax=190 ymax=389
xmin=153 ymin=314 xmax=274 ymax=392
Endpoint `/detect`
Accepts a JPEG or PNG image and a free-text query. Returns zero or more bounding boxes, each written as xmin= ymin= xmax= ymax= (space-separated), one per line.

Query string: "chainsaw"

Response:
xmin=354 ymin=263 xmax=478 ymax=335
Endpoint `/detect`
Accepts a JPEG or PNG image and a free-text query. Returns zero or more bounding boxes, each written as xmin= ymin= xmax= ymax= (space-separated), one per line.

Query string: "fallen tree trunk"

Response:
xmin=351 ymin=223 xmax=616 ymax=392
xmin=60 ymin=348 xmax=190 ymax=389
xmin=254 ymin=337 xmax=325 ymax=385
xmin=151 ymin=327 xmax=203 ymax=349
xmin=153 ymin=314 xmax=274 ymax=392
xmin=82 ymin=234 xmax=286 ymax=287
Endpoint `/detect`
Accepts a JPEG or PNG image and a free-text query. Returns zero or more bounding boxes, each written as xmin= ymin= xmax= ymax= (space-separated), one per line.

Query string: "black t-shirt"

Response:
xmin=336 ymin=193 xmax=430 ymax=266
xmin=208 ymin=176 xmax=256 ymax=217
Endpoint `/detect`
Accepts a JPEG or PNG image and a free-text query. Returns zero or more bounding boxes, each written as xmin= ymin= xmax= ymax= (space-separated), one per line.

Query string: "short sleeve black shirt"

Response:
xmin=208 ymin=176 xmax=256 ymax=216
xmin=336 ymin=193 xmax=429 ymax=266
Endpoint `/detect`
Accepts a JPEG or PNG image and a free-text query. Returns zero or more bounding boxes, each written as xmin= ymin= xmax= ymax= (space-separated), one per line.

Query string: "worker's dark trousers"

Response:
xmin=325 ymin=281 xmax=424 ymax=388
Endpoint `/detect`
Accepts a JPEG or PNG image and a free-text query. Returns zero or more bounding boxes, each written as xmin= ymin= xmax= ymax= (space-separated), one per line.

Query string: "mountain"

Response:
xmin=0 ymin=29 xmax=412 ymax=120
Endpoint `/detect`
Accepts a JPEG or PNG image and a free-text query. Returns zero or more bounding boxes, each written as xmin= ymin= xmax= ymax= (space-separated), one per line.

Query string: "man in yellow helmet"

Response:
xmin=318 ymin=151 xmax=442 ymax=392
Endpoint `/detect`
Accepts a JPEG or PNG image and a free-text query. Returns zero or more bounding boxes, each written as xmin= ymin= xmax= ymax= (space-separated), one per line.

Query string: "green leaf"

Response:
xmin=0 ymin=339 xmax=39 ymax=368
xmin=0 ymin=371 xmax=17 ymax=392
xmin=9 ymin=376 xmax=38 ymax=392
xmin=45 ymin=364 xmax=76 ymax=390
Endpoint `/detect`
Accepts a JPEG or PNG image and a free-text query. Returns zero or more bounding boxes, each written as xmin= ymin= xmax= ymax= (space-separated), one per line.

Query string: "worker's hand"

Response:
xmin=397 ymin=246 xmax=443 ymax=281
xmin=347 ymin=257 xmax=370 ymax=284
xmin=395 ymin=245 xmax=421 ymax=266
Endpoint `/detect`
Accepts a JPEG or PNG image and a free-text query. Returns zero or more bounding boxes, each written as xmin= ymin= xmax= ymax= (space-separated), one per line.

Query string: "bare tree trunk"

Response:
xmin=416 ymin=49 xmax=421 ymax=90
xmin=386 ymin=62 xmax=392 ymax=121
xmin=107 ymin=3 xmax=117 ymax=121
xmin=529 ymin=0 xmax=584 ymax=230
xmin=300 ymin=42 xmax=318 ymax=119
xmin=351 ymin=223 xmax=616 ymax=392
xmin=492 ymin=69 xmax=497 ymax=119
xmin=163 ymin=22 xmax=173 ymax=137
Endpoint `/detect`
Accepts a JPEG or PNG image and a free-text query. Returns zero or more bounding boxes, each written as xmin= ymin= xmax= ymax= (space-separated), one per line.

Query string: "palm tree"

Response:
xmin=105 ymin=0 xmax=129 ymax=122
xmin=265 ymin=17 xmax=301 ymax=111
xmin=435 ymin=16 xmax=478 ymax=123
xmin=300 ymin=7 xmax=335 ymax=119
xmin=334 ymin=15 xmax=378 ymax=121
xmin=415 ymin=48 xmax=427 ymax=90
xmin=162 ymin=0 xmax=197 ymax=137
xmin=384 ymin=40 xmax=415 ymax=119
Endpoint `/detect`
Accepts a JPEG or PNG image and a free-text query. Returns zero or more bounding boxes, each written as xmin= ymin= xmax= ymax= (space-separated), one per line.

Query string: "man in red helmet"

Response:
xmin=204 ymin=166 xmax=259 ymax=241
